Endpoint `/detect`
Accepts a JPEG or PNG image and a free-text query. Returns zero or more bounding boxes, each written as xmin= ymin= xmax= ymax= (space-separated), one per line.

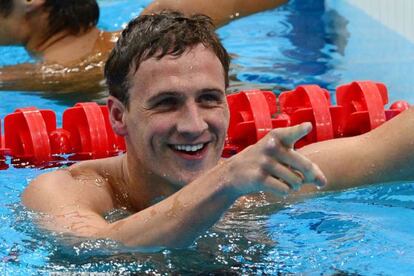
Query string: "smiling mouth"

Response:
xmin=169 ymin=143 xmax=208 ymax=156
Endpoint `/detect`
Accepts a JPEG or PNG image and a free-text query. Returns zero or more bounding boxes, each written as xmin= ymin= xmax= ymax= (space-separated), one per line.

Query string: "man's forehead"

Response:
xmin=143 ymin=44 xmax=215 ymax=67
xmin=127 ymin=45 xmax=226 ymax=100
xmin=132 ymin=45 xmax=223 ymax=80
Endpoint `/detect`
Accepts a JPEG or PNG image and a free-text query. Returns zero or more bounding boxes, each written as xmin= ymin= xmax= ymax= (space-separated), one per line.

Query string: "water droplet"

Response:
xmin=95 ymin=178 xmax=104 ymax=187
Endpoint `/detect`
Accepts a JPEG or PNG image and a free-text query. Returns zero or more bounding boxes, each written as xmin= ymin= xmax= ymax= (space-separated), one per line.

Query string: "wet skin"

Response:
xmin=118 ymin=44 xmax=229 ymax=188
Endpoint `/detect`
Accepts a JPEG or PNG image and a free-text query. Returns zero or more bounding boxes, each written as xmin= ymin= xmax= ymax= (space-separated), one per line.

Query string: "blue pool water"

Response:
xmin=1 ymin=0 xmax=414 ymax=274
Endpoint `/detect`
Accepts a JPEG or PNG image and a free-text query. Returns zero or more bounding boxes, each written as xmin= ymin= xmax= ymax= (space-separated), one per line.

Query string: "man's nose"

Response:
xmin=176 ymin=103 xmax=208 ymax=137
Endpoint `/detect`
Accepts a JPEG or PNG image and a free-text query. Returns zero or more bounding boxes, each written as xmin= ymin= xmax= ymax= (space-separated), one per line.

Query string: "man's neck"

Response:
xmin=118 ymin=154 xmax=179 ymax=212
xmin=25 ymin=27 xmax=102 ymax=65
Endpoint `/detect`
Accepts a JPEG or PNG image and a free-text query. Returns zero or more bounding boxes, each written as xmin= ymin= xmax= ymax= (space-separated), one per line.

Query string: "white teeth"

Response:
xmin=173 ymin=143 xmax=204 ymax=152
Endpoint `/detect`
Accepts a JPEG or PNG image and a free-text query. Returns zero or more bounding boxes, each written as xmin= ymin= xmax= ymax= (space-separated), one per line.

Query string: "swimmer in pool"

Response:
xmin=0 ymin=0 xmax=287 ymax=93
xmin=22 ymin=11 xmax=414 ymax=251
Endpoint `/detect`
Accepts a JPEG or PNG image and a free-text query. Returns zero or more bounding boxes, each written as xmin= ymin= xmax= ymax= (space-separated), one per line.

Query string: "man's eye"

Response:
xmin=154 ymin=98 xmax=179 ymax=110
xmin=199 ymin=94 xmax=222 ymax=106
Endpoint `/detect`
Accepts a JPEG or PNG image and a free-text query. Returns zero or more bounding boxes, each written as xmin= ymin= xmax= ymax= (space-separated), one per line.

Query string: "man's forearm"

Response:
xmin=101 ymin=164 xmax=238 ymax=249
xmin=299 ymin=107 xmax=414 ymax=192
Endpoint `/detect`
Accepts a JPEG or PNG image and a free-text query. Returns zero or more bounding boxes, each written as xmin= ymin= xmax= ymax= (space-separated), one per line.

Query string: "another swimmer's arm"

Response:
xmin=0 ymin=64 xmax=51 ymax=91
xmin=0 ymin=63 xmax=103 ymax=93
xmin=0 ymin=65 xmax=31 ymax=87
xmin=298 ymin=107 xmax=414 ymax=192
xmin=143 ymin=0 xmax=288 ymax=27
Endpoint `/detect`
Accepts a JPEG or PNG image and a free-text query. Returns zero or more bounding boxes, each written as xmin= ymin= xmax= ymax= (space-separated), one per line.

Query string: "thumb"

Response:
xmin=279 ymin=122 xmax=312 ymax=148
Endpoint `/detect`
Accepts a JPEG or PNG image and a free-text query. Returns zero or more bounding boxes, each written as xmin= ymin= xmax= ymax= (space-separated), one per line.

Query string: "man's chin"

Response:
xmin=160 ymin=158 xmax=219 ymax=186
xmin=171 ymin=174 xmax=200 ymax=187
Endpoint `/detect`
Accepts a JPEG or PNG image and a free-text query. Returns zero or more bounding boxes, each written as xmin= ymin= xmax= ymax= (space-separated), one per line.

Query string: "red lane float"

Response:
xmin=279 ymin=85 xmax=336 ymax=148
xmin=0 ymin=80 xmax=410 ymax=169
xmin=224 ymin=90 xmax=289 ymax=156
xmin=4 ymin=107 xmax=56 ymax=162
xmin=0 ymin=119 xmax=8 ymax=170
xmin=1 ymin=103 xmax=125 ymax=167
xmin=336 ymin=81 xmax=388 ymax=136
xmin=62 ymin=102 xmax=125 ymax=160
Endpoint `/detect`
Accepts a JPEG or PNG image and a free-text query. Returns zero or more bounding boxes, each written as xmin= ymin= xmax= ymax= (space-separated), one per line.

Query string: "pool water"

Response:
xmin=1 ymin=0 xmax=414 ymax=274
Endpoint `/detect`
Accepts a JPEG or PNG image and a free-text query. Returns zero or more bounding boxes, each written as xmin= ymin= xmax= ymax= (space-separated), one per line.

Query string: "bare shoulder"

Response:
xmin=22 ymin=159 xmax=117 ymax=215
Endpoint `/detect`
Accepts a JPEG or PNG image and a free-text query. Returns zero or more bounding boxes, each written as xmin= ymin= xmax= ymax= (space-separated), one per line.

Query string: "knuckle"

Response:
xmin=258 ymin=155 xmax=270 ymax=166
xmin=260 ymin=158 xmax=277 ymax=175
xmin=262 ymin=143 xmax=273 ymax=156
xmin=257 ymin=168 xmax=268 ymax=182
xmin=266 ymin=137 xmax=283 ymax=153
xmin=271 ymin=161 xmax=281 ymax=173
xmin=273 ymin=137 xmax=283 ymax=149
xmin=274 ymin=144 xmax=288 ymax=157
xmin=268 ymin=129 xmax=282 ymax=140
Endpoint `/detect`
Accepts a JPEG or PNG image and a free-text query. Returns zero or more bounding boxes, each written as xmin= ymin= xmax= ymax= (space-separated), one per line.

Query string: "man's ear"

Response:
xmin=22 ymin=0 xmax=45 ymax=13
xmin=108 ymin=96 xmax=128 ymax=137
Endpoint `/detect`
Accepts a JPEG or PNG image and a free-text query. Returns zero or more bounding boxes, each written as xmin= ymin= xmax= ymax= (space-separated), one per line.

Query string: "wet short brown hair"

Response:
xmin=105 ymin=10 xmax=230 ymax=106
xmin=43 ymin=0 xmax=99 ymax=36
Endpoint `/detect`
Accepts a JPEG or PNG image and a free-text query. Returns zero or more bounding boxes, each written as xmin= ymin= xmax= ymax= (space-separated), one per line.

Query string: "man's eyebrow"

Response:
xmin=145 ymin=88 xmax=226 ymax=106
xmin=197 ymin=88 xmax=226 ymax=95
xmin=146 ymin=91 xmax=183 ymax=105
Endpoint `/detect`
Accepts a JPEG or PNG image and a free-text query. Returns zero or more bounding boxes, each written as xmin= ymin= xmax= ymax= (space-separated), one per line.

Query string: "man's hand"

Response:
xmin=225 ymin=122 xmax=327 ymax=196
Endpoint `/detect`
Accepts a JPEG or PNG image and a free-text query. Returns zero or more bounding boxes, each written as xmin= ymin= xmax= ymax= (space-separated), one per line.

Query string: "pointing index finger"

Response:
xmin=278 ymin=122 xmax=313 ymax=148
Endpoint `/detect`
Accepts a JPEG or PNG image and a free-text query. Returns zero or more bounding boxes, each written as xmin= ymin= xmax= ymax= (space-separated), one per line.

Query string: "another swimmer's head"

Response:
xmin=0 ymin=0 xmax=99 ymax=36
xmin=0 ymin=0 xmax=14 ymax=17
xmin=105 ymin=10 xmax=231 ymax=107
xmin=43 ymin=0 xmax=99 ymax=36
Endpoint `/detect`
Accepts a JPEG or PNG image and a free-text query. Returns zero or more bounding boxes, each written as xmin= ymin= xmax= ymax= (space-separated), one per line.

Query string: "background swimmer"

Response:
xmin=0 ymin=0 xmax=287 ymax=93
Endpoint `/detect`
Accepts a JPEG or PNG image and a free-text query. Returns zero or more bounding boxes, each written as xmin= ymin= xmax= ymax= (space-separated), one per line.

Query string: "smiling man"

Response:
xmin=22 ymin=11 xmax=414 ymax=251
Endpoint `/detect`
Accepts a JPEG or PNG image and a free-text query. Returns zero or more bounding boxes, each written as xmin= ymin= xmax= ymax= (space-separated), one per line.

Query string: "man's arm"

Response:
xmin=22 ymin=123 xmax=325 ymax=250
xmin=299 ymin=107 xmax=414 ymax=192
xmin=143 ymin=0 xmax=288 ymax=27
